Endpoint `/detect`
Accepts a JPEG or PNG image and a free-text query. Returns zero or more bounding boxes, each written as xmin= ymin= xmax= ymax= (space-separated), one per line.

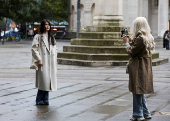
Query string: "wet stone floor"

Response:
xmin=0 ymin=40 xmax=170 ymax=121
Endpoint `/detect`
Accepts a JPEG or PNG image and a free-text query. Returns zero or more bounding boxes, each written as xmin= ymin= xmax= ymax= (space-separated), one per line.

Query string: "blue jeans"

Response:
xmin=36 ymin=89 xmax=49 ymax=103
xmin=133 ymin=93 xmax=151 ymax=118
xmin=60 ymin=35 xmax=66 ymax=39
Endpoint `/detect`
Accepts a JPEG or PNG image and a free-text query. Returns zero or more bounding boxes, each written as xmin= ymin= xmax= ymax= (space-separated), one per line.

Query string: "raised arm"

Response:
xmin=126 ymin=37 xmax=145 ymax=57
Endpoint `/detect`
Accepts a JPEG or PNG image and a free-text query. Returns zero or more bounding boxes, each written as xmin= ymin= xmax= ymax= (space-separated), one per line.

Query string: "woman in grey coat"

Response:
xmin=31 ymin=20 xmax=57 ymax=105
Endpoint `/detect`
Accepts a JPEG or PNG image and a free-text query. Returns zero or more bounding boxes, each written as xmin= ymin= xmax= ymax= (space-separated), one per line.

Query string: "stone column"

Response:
xmin=93 ymin=0 xmax=124 ymax=26
xmin=69 ymin=5 xmax=72 ymax=31
xmin=84 ymin=11 xmax=91 ymax=27
xmin=123 ymin=0 xmax=138 ymax=33
xmin=138 ymin=0 xmax=149 ymax=21
xmin=74 ymin=11 xmax=77 ymax=31
xmin=158 ymin=0 xmax=169 ymax=37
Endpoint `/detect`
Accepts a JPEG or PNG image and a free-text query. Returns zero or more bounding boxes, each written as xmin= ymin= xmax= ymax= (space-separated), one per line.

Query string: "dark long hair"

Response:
xmin=39 ymin=19 xmax=55 ymax=45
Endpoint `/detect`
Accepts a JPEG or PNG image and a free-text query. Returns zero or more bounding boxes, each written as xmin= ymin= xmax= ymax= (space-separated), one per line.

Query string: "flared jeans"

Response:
xmin=132 ymin=93 xmax=151 ymax=118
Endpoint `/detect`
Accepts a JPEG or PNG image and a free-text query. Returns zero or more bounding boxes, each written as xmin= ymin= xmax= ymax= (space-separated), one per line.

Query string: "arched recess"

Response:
xmin=71 ymin=5 xmax=75 ymax=30
xmin=154 ymin=0 xmax=170 ymax=6
xmin=80 ymin=4 xmax=84 ymax=29
xmin=154 ymin=0 xmax=158 ymax=6
xmin=91 ymin=3 xmax=95 ymax=25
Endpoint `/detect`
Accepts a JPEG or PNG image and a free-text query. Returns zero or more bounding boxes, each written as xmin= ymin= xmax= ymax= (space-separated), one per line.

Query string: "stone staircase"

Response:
xmin=57 ymin=26 xmax=168 ymax=66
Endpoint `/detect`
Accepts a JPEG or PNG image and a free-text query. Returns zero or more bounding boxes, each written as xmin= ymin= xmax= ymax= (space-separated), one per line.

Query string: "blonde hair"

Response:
xmin=132 ymin=17 xmax=155 ymax=54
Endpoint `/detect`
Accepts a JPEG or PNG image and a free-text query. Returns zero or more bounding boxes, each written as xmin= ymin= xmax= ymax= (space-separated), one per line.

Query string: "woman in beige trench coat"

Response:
xmin=31 ymin=20 xmax=57 ymax=105
xmin=122 ymin=17 xmax=155 ymax=121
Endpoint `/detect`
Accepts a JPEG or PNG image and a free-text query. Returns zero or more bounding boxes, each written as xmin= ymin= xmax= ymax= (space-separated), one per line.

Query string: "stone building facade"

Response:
xmin=69 ymin=0 xmax=170 ymax=39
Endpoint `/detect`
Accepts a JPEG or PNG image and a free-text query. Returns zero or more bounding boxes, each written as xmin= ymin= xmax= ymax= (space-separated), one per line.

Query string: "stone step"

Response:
xmin=58 ymin=52 xmax=159 ymax=61
xmin=57 ymin=58 xmax=169 ymax=66
xmin=58 ymin=52 xmax=129 ymax=60
xmin=63 ymin=45 xmax=127 ymax=54
xmin=71 ymin=39 xmax=124 ymax=46
xmin=86 ymin=26 xmax=130 ymax=32
xmin=152 ymin=58 xmax=169 ymax=66
xmin=79 ymin=32 xmax=121 ymax=39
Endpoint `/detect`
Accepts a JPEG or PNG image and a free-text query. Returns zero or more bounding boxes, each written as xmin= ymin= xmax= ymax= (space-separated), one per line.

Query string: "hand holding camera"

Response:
xmin=121 ymin=28 xmax=128 ymax=37
xmin=122 ymin=34 xmax=130 ymax=43
xmin=121 ymin=28 xmax=130 ymax=43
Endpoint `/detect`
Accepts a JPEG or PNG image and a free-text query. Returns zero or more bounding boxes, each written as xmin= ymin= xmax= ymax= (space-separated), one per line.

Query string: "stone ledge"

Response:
xmin=58 ymin=52 xmax=159 ymax=60
xmin=79 ymin=32 xmax=121 ymax=39
xmin=57 ymin=58 xmax=128 ymax=66
xmin=57 ymin=58 xmax=169 ymax=67
xmin=71 ymin=39 xmax=124 ymax=46
xmin=58 ymin=52 xmax=130 ymax=60
xmin=63 ymin=45 xmax=127 ymax=54
xmin=86 ymin=26 xmax=130 ymax=32
xmin=152 ymin=58 xmax=169 ymax=66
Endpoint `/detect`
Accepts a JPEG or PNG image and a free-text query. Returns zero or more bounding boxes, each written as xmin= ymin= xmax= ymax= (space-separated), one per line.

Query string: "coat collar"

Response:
xmin=40 ymin=34 xmax=50 ymax=52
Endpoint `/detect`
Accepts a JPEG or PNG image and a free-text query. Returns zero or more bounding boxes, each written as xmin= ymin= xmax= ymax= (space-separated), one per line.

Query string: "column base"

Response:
xmin=154 ymin=36 xmax=163 ymax=46
xmin=93 ymin=16 xmax=124 ymax=26
xmin=155 ymin=36 xmax=163 ymax=42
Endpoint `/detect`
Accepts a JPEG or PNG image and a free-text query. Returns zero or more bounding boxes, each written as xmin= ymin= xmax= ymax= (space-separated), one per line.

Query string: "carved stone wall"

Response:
xmin=70 ymin=0 xmax=95 ymax=31
xmin=70 ymin=0 xmax=170 ymax=39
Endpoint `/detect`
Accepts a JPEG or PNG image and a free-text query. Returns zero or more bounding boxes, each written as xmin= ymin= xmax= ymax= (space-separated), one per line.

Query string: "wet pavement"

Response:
xmin=0 ymin=40 xmax=170 ymax=121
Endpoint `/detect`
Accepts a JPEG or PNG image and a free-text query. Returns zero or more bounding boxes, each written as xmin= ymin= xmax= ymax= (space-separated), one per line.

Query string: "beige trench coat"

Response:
xmin=31 ymin=34 xmax=57 ymax=91
xmin=127 ymin=33 xmax=154 ymax=94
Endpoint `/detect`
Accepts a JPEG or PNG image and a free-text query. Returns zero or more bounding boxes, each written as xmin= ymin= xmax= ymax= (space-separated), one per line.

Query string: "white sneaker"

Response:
xmin=130 ymin=115 xmax=145 ymax=121
xmin=144 ymin=115 xmax=152 ymax=119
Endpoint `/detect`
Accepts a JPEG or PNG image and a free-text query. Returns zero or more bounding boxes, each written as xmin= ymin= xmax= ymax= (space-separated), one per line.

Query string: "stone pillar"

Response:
xmin=93 ymin=0 xmax=124 ymax=26
xmin=74 ymin=11 xmax=77 ymax=31
xmin=84 ymin=11 xmax=92 ymax=27
xmin=123 ymin=0 xmax=138 ymax=33
xmin=80 ymin=5 xmax=85 ymax=29
xmin=69 ymin=5 xmax=73 ymax=31
xmin=138 ymin=0 xmax=149 ymax=21
xmin=158 ymin=0 xmax=169 ymax=37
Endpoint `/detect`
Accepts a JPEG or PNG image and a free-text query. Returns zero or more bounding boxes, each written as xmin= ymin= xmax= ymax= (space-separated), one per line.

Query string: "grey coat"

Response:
xmin=31 ymin=34 xmax=57 ymax=91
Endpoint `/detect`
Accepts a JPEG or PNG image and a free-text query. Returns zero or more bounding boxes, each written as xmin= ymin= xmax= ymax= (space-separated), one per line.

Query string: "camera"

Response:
xmin=121 ymin=28 xmax=128 ymax=37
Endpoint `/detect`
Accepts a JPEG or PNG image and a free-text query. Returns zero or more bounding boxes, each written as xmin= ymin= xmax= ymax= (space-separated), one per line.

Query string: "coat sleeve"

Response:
xmin=31 ymin=34 xmax=41 ymax=62
xmin=126 ymin=37 xmax=145 ymax=57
